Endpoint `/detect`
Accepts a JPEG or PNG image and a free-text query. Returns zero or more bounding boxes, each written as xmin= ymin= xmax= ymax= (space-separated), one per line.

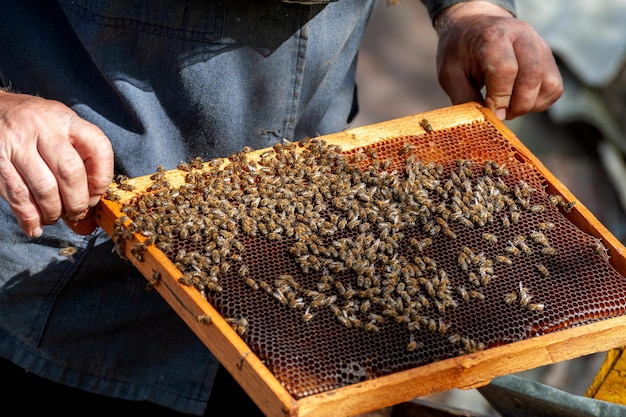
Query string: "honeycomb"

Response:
xmin=108 ymin=120 xmax=626 ymax=399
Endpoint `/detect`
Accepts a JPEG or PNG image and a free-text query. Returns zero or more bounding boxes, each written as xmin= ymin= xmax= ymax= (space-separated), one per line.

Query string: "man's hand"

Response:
xmin=433 ymin=1 xmax=563 ymax=120
xmin=0 ymin=91 xmax=114 ymax=237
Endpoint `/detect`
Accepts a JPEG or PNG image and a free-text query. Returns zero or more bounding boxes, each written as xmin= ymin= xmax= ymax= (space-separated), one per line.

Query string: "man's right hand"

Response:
xmin=0 ymin=90 xmax=114 ymax=237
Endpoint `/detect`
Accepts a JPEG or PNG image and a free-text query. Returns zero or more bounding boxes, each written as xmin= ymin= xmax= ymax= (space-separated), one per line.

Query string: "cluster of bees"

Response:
xmin=107 ymin=134 xmax=589 ymax=356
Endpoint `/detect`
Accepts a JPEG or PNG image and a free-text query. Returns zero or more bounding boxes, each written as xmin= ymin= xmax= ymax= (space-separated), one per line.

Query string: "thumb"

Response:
xmin=482 ymin=56 xmax=518 ymax=120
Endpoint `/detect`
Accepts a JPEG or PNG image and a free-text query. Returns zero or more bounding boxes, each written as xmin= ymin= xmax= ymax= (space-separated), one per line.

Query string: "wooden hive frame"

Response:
xmin=95 ymin=102 xmax=626 ymax=417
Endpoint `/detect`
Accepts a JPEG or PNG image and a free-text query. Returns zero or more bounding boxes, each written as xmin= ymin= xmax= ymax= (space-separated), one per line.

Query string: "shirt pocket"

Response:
xmin=61 ymin=0 xmax=225 ymax=42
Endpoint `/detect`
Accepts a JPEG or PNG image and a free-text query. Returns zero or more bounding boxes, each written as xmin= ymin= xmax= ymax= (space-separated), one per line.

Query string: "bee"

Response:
xmin=457 ymin=285 xmax=470 ymax=302
xmin=495 ymin=255 xmax=512 ymax=266
xmin=196 ymin=314 xmax=212 ymax=324
xmin=530 ymin=231 xmax=549 ymax=246
xmin=301 ymin=308 xmax=314 ymax=323
xmin=482 ymin=232 xmax=498 ymax=244
xmin=104 ymin=188 xmax=122 ymax=201
xmin=207 ymin=281 xmax=223 ymax=293
xmin=494 ymin=164 xmax=509 ymax=177
xmin=419 ymin=118 xmax=433 ymax=133
xmin=406 ymin=334 xmax=418 ymax=352
xmin=424 ymin=318 xmax=436 ymax=333
xmin=541 ymin=246 xmax=558 ymax=256
xmin=483 ymin=161 xmax=495 ymax=176
xmin=448 ymin=333 xmax=462 ymax=345
xmin=438 ymin=319 xmax=448 ymax=335
xmin=457 ymin=250 xmax=470 ymax=271
xmin=364 ymin=322 xmax=380 ymax=332
xmin=470 ymin=290 xmax=485 ymax=301
xmin=535 ymin=263 xmax=549 ymax=277
xmin=512 ymin=235 xmax=532 ymax=255
xmin=245 ymin=278 xmax=259 ymax=291
xmin=58 ymin=244 xmax=78 ymax=260
xmin=400 ymin=142 xmax=417 ymax=155
xmin=530 ymin=204 xmax=546 ymax=213
xmin=468 ymin=272 xmax=480 ymax=287
xmin=226 ymin=317 xmax=248 ymax=336
xmin=592 ymin=240 xmax=609 ymax=257
xmin=443 ymin=227 xmax=457 ymax=240
xmin=504 ymin=292 xmax=517 ymax=305
xmin=518 ymin=283 xmax=532 ymax=307
xmin=564 ymin=201 xmax=576 ymax=213
xmin=538 ymin=221 xmax=555 ymax=231
xmin=146 ymin=270 xmax=161 ymax=290
xmin=288 ymin=297 xmax=306 ymax=310
xmin=501 ymin=214 xmax=511 ymax=229
xmin=548 ymin=194 xmax=563 ymax=207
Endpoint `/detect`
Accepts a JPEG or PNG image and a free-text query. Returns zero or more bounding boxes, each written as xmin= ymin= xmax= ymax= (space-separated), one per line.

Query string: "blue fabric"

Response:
xmin=0 ymin=0 xmax=377 ymax=414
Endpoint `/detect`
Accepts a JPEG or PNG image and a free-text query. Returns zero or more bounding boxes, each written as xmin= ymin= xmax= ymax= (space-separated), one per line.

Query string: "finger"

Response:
xmin=0 ymin=159 xmax=44 ymax=237
xmin=14 ymin=146 xmax=64 ymax=226
xmin=506 ymin=37 xmax=545 ymax=119
xmin=63 ymin=207 xmax=98 ymax=235
xmin=67 ymin=117 xmax=114 ymax=208
xmin=530 ymin=49 xmax=563 ymax=112
xmin=437 ymin=52 xmax=485 ymax=105
xmin=37 ymin=130 xmax=90 ymax=222
xmin=482 ymin=41 xmax=519 ymax=120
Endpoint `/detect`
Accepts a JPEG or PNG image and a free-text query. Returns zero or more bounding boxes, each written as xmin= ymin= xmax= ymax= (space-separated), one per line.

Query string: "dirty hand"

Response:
xmin=433 ymin=1 xmax=563 ymax=120
xmin=0 ymin=90 xmax=114 ymax=237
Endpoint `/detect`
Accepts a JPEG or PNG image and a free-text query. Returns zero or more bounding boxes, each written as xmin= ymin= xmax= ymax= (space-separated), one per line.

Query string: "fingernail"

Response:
xmin=30 ymin=226 xmax=43 ymax=238
xmin=496 ymin=108 xmax=507 ymax=120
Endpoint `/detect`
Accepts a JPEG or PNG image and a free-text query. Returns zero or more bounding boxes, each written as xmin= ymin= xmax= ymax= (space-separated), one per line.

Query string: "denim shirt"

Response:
xmin=0 ymin=0 xmax=513 ymax=414
xmin=0 ymin=1 xmax=377 ymax=414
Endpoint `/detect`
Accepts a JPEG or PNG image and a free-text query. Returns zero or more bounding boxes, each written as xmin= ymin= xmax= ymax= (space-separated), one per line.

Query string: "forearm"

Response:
xmin=420 ymin=0 xmax=516 ymax=23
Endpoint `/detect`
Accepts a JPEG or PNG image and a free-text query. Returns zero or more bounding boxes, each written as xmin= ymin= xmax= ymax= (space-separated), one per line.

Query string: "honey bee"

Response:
xmin=226 ymin=317 xmax=248 ymax=336
xmin=495 ymin=255 xmax=512 ymax=266
xmin=530 ymin=204 xmax=546 ymax=213
xmin=406 ymin=335 xmax=419 ymax=352
xmin=419 ymin=118 xmax=433 ymax=133
xmin=245 ymin=278 xmax=259 ymax=291
xmin=443 ymin=227 xmax=457 ymax=240
xmin=518 ymin=283 xmax=532 ymax=307
xmin=592 ymin=240 xmax=609 ymax=258
xmin=541 ymin=246 xmax=558 ymax=256
xmin=145 ymin=270 xmax=161 ymax=290
xmin=235 ymin=264 xmax=248 ymax=277
xmin=470 ymin=290 xmax=485 ymax=301
xmin=482 ymin=232 xmax=498 ymax=244
xmin=535 ymin=263 xmax=549 ymax=277
xmin=538 ymin=221 xmax=555 ymax=231
xmin=364 ymin=322 xmax=380 ymax=332
xmin=456 ymin=285 xmax=470 ymax=302
xmin=504 ymin=292 xmax=517 ymax=305
xmin=457 ymin=250 xmax=470 ymax=271
xmin=468 ymin=272 xmax=480 ymax=287
xmin=196 ymin=314 xmax=212 ymax=324
xmin=58 ymin=244 xmax=78 ymax=260
xmin=301 ymin=308 xmax=314 ymax=323
xmin=104 ymin=188 xmax=121 ymax=201
xmin=501 ymin=215 xmax=511 ymax=229
xmin=512 ymin=235 xmax=532 ymax=255
xmin=400 ymin=142 xmax=416 ymax=155
xmin=530 ymin=231 xmax=549 ymax=246
xmin=527 ymin=303 xmax=545 ymax=312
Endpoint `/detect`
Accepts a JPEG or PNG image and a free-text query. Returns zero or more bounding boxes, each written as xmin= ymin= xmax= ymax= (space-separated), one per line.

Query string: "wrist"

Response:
xmin=434 ymin=1 xmax=515 ymax=33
